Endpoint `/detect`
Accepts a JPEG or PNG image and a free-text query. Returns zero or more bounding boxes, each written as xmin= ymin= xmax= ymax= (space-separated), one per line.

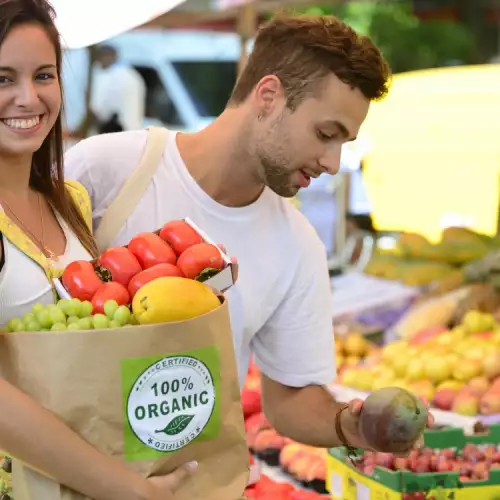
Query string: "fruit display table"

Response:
xmin=331 ymin=272 xmax=419 ymax=317
xmin=326 ymin=425 xmax=500 ymax=499
xmin=335 ymin=309 xmax=500 ymax=427
xmin=245 ymin=457 xmax=328 ymax=498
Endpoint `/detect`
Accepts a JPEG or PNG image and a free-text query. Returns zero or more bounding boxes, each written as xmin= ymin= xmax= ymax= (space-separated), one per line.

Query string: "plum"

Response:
xmin=359 ymin=387 xmax=428 ymax=453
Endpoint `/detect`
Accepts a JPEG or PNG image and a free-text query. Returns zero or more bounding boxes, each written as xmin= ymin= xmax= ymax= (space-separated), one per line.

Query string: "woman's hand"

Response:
xmin=340 ymin=396 xmax=435 ymax=456
xmin=138 ymin=461 xmax=198 ymax=500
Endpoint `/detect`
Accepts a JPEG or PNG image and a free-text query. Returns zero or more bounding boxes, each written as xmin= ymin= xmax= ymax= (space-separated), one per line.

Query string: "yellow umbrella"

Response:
xmin=361 ymin=64 xmax=500 ymax=242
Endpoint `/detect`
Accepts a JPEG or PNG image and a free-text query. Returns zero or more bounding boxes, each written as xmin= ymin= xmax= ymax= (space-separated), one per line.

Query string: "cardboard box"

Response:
xmin=327 ymin=425 xmax=500 ymax=499
xmin=54 ymin=217 xmax=234 ymax=299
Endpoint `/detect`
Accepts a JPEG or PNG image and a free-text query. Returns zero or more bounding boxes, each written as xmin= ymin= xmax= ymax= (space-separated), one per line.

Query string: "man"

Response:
xmin=66 ymin=14 xmax=431 ymax=451
xmin=90 ymin=44 xmax=146 ymax=133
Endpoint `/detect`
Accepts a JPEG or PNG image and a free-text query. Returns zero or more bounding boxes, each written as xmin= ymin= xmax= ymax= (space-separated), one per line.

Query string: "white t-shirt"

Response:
xmin=0 ymin=217 xmax=92 ymax=327
xmin=64 ymin=130 xmax=335 ymax=388
xmin=90 ymin=63 xmax=146 ymax=131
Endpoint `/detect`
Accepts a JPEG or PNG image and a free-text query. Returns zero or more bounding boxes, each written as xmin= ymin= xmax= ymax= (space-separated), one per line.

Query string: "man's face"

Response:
xmin=252 ymin=73 xmax=370 ymax=197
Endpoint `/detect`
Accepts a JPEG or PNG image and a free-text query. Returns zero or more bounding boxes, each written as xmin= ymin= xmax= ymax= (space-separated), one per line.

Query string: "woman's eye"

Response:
xmin=36 ymin=73 xmax=56 ymax=81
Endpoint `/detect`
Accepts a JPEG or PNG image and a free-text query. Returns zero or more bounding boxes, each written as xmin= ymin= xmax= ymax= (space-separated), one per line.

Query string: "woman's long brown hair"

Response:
xmin=1 ymin=0 xmax=99 ymax=258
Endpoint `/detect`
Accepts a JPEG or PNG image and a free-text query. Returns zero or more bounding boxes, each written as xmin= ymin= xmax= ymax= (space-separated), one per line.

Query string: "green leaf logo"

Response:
xmin=155 ymin=415 xmax=195 ymax=436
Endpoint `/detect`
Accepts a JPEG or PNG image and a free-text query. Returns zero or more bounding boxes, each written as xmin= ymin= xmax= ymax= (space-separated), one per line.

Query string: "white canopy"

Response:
xmin=50 ymin=0 xmax=188 ymax=49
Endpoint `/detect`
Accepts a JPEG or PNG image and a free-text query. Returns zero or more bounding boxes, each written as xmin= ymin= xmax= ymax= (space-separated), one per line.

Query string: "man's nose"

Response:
xmin=319 ymin=145 xmax=342 ymax=175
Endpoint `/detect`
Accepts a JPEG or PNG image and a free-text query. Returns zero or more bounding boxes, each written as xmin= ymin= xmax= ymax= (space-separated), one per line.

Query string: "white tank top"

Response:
xmin=0 ymin=217 xmax=92 ymax=327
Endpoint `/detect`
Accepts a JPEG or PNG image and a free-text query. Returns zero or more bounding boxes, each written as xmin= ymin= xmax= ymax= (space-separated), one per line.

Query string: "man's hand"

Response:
xmin=340 ymin=397 xmax=435 ymax=456
xmin=217 ymin=244 xmax=238 ymax=282
xmin=260 ymin=375 xmax=434 ymax=454
xmin=140 ymin=461 xmax=198 ymax=500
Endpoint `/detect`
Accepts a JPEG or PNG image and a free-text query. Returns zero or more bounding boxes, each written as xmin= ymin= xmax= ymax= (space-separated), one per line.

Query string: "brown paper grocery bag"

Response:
xmin=0 ymin=298 xmax=249 ymax=500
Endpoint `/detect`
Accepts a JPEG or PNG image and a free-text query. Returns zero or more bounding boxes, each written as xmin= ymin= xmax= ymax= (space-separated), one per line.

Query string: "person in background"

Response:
xmin=0 ymin=1 xmax=195 ymax=499
xmin=90 ymin=44 xmax=146 ymax=133
xmin=66 ymin=14 xmax=433 ymax=453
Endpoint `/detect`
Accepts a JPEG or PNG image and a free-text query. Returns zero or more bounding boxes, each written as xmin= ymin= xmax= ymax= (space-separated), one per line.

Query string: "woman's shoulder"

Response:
xmin=64 ymin=180 xmax=92 ymax=231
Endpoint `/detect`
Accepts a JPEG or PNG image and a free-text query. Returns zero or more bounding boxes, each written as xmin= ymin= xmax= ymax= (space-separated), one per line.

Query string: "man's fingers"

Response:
xmin=164 ymin=461 xmax=198 ymax=492
xmin=217 ymin=243 xmax=239 ymax=282
xmin=230 ymin=257 xmax=239 ymax=282
xmin=348 ymin=398 xmax=363 ymax=415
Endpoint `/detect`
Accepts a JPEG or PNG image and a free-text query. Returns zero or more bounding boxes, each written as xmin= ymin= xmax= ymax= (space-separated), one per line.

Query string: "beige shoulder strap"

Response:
xmin=94 ymin=126 xmax=168 ymax=251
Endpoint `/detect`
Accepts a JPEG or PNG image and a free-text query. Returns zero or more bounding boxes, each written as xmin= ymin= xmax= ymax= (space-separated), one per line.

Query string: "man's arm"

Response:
xmin=260 ymin=375 xmax=364 ymax=449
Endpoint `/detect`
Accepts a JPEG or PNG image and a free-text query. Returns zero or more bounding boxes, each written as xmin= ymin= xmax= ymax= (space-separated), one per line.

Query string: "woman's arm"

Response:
xmin=0 ymin=379 xmax=191 ymax=500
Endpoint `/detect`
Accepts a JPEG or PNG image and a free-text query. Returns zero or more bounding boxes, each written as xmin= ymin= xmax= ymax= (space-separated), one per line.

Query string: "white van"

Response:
xmin=62 ymin=29 xmax=248 ymax=133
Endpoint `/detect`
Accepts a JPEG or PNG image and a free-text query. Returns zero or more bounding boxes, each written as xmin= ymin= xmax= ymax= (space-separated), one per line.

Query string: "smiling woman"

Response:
xmin=0 ymin=2 xmax=196 ymax=500
xmin=0 ymin=0 xmax=99 ymax=328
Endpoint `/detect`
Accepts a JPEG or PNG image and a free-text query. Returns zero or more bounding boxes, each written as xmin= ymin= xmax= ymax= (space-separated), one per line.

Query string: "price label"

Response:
xmin=329 ymin=472 xmax=342 ymax=498
xmin=356 ymin=480 xmax=370 ymax=500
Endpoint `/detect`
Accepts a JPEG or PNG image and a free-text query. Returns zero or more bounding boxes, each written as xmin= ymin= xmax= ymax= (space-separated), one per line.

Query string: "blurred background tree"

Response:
xmin=290 ymin=0 xmax=477 ymax=73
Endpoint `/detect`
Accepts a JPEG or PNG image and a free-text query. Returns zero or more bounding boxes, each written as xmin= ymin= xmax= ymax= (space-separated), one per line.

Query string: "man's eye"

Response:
xmin=317 ymin=130 xmax=334 ymax=141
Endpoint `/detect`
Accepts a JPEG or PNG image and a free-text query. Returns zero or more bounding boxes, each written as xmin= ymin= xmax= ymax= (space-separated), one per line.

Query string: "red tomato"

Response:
xmin=177 ymin=243 xmax=225 ymax=280
xmin=96 ymin=247 xmax=142 ymax=286
xmin=62 ymin=260 xmax=103 ymax=301
xmin=91 ymin=282 xmax=130 ymax=314
xmin=159 ymin=220 xmax=203 ymax=256
xmin=128 ymin=232 xmax=177 ymax=269
xmin=127 ymin=263 xmax=184 ymax=298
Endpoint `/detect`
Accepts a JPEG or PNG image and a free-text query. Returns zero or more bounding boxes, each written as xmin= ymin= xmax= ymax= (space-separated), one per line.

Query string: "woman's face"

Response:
xmin=0 ymin=22 xmax=60 ymax=159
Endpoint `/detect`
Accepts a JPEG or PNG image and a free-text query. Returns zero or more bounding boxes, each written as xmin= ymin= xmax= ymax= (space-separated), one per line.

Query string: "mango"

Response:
xmin=359 ymin=387 xmax=427 ymax=453
xmin=132 ymin=277 xmax=221 ymax=324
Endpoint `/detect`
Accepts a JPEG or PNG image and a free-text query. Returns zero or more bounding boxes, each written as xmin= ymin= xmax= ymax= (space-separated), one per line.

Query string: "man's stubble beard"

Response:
xmin=255 ymin=119 xmax=297 ymax=198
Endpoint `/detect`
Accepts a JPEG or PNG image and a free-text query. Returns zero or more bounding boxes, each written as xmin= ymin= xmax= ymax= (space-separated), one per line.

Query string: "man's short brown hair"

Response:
xmin=228 ymin=14 xmax=391 ymax=110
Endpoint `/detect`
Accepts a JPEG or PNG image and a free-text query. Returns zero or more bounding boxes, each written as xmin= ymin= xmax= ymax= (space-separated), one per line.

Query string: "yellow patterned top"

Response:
xmin=0 ymin=180 xmax=92 ymax=287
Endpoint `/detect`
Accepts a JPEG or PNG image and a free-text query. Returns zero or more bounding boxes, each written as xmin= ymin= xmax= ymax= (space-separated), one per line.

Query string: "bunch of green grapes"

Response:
xmin=0 ymin=456 xmax=12 ymax=500
xmin=7 ymin=299 xmax=137 ymax=332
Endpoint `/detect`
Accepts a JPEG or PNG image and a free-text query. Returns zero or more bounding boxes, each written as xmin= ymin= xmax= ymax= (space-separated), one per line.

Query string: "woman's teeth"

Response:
xmin=3 ymin=116 xmax=40 ymax=129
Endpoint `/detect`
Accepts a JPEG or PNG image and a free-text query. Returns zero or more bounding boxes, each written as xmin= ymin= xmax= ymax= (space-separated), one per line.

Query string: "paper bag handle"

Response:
xmin=94 ymin=126 xmax=168 ymax=252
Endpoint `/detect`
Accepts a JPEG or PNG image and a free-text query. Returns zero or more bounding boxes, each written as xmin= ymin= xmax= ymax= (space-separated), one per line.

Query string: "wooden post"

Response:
xmin=237 ymin=2 xmax=257 ymax=75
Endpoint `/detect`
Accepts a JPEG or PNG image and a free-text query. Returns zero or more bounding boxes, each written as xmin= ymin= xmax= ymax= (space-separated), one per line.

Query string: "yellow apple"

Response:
xmin=424 ymin=357 xmax=452 ymax=384
xmin=343 ymin=333 xmax=368 ymax=357
xmin=453 ymin=359 xmax=483 ymax=382
xmin=409 ymin=380 xmax=435 ymax=402
xmin=391 ymin=356 xmax=409 ymax=378
xmin=340 ymin=368 xmax=359 ymax=388
xmin=406 ymin=359 xmax=425 ymax=382
xmin=437 ymin=380 xmax=464 ymax=391
xmin=436 ymin=332 xmax=454 ymax=347
xmin=381 ymin=341 xmax=408 ymax=364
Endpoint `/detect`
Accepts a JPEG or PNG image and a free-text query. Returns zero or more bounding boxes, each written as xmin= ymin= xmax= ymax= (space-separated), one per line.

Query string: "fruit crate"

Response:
xmin=326 ymin=425 xmax=500 ymax=500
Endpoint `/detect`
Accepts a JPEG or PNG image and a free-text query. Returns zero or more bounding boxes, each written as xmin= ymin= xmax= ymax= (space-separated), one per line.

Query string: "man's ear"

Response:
xmin=253 ymin=75 xmax=285 ymax=116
